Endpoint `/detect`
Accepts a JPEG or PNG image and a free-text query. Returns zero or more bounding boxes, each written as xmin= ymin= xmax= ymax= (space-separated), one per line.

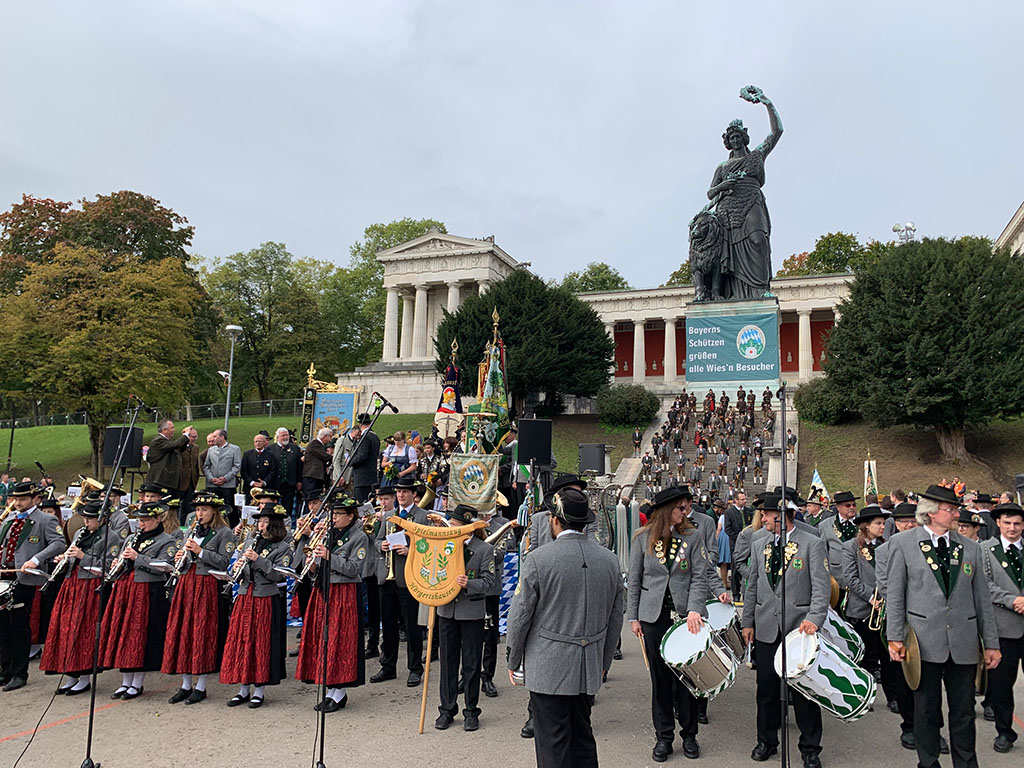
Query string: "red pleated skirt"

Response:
xmin=295 ymin=582 xmax=364 ymax=687
xmin=29 ymin=588 xmax=42 ymax=643
xmin=39 ymin=572 xmax=101 ymax=675
xmin=162 ymin=570 xmax=226 ymax=675
xmin=220 ymin=592 xmax=286 ymax=686
xmin=100 ymin=578 xmax=169 ymax=671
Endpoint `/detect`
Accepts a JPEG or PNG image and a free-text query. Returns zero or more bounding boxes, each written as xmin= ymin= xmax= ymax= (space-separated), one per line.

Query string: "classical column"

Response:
xmin=632 ymin=319 xmax=646 ymax=384
xmin=382 ymin=288 xmax=399 ymax=361
xmin=798 ymin=309 xmax=813 ymax=381
xmin=663 ymin=317 xmax=677 ymax=384
xmin=400 ymin=292 xmax=414 ymax=359
xmin=478 ymin=280 xmax=490 ymax=296
xmin=412 ymin=284 xmax=429 ymax=358
xmin=447 ymin=281 xmax=462 ymax=313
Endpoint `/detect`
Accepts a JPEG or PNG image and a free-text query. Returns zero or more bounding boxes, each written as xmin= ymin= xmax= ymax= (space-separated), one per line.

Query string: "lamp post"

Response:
xmin=224 ymin=325 xmax=243 ymax=434
xmin=892 ymin=221 xmax=916 ymax=245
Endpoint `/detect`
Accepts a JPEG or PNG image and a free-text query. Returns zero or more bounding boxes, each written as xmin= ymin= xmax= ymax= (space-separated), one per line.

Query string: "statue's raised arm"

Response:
xmin=740 ymin=85 xmax=783 ymax=157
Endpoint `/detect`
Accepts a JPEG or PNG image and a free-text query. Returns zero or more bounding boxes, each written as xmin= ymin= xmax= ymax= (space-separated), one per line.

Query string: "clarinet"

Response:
xmin=41 ymin=527 xmax=88 ymax=594
xmin=229 ymin=531 xmax=261 ymax=586
xmin=165 ymin=518 xmax=200 ymax=597
xmin=105 ymin=529 xmax=144 ymax=585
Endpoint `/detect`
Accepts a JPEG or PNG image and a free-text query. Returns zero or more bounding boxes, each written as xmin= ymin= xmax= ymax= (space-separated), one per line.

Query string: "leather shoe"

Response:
xmin=900 ymin=732 xmax=915 ymax=750
xmin=457 ymin=679 xmax=464 ymax=694
xmin=464 ymin=714 xmax=479 ymax=732
xmin=109 ymin=686 xmax=128 ymax=699
xmin=481 ymin=679 xmax=498 ymax=698
xmin=939 ymin=736 xmax=949 ymax=755
xmin=887 ymin=699 xmax=899 ymax=714
xmin=994 ymin=735 xmax=1013 ymax=753
xmin=248 ymin=696 xmax=264 ymax=709
xmin=121 ymin=686 xmax=143 ymax=701
xmin=613 ymin=648 xmax=623 ymax=660
xmin=434 ymin=713 xmax=454 ymax=730
xmin=227 ymin=694 xmax=249 ymax=707
xmin=365 ymin=646 xmax=379 ymax=659
xmin=185 ymin=689 xmax=207 ymax=705
xmin=652 ymin=740 xmax=673 ymax=762
xmin=66 ymin=683 xmax=91 ymax=696
xmin=682 ymin=736 xmax=700 ymax=759
xmin=984 ymin=704 xmax=996 ymax=722
xmin=751 ymin=743 xmax=778 ymax=761
xmin=802 ymin=753 xmax=822 ymax=768
xmin=318 ymin=698 xmax=341 ymax=713
xmin=697 ymin=712 xmax=709 ymax=725
xmin=407 ymin=672 xmax=422 ymax=687
xmin=520 ymin=719 xmax=534 ymax=739
xmin=288 ymin=647 xmax=300 ymax=657
xmin=168 ymin=687 xmax=191 ymax=704
xmin=0 ymin=674 xmax=10 ymax=688
xmin=2 ymin=677 xmax=26 ymax=692
xmin=370 ymin=669 xmax=396 ymax=683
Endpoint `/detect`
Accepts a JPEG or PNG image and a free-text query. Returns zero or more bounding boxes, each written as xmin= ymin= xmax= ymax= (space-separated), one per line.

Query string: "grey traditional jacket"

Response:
xmin=885 ymin=527 xmax=999 ymax=664
xmin=326 ymin=524 xmax=368 ymax=585
xmin=819 ymin=513 xmax=859 ymax=588
xmin=741 ymin=526 xmax=831 ymax=644
xmin=0 ymin=508 xmax=67 ymax=586
xmin=189 ymin=526 xmax=235 ymax=575
xmin=69 ymin=524 xmax=122 ymax=581
xmin=235 ymin=538 xmax=292 ymax=597
xmin=128 ymin=530 xmax=177 ymax=583
xmin=506 ymin=532 xmax=623 ymax=697
xmin=528 ymin=509 xmax=600 ymax=552
xmin=437 ymin=535 xmax=495 ymax=621
xmin=375 ymin=506 xmax=429 ymax=586
xmin=484 ymin=514 xmax=513 ymax=597
xmin=626 ymin=528 xmax=710 ymax=623
xmin=841 ymin=537 xmax=882 ymax=621
xmin=980 ymin=536 xmax=1024 ymax=640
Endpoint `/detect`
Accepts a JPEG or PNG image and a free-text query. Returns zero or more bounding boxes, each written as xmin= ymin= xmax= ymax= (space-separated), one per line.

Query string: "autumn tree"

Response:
xmin=664 ymin=261 xmax=692 ymax=286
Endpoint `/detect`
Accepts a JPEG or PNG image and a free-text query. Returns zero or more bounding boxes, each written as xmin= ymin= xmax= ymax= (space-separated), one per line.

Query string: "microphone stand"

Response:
xmin=312 ymin=398 xmax=388 ymax=768
xmin=81 ymin=398 xmax=145 ymax=768
xmin=776 ymin=382 xmax=789 ymax=768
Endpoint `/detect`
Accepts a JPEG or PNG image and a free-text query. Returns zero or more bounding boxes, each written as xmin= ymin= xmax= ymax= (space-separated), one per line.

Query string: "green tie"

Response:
xmin=768 ymin=539 xmax=782 ymax=589
xmin=1007 ymin=544 xmax=1023 ymax=585
xmin=936 ymin=537 xmax=951 ymax=592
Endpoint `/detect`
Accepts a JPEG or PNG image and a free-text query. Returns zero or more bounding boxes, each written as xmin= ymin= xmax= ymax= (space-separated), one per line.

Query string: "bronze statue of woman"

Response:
xmin=698 ymin=85 xmax=783 ymax=301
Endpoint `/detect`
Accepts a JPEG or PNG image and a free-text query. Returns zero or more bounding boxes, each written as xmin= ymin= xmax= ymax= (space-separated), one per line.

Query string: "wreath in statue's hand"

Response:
xmin=739 ymin=85 xmax=764 ymax=104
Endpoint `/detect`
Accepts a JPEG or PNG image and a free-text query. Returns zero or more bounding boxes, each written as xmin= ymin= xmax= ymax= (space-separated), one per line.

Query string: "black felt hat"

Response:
xmin=891 ymin=502 xmax=918 ymax=520
xmin=449 ymin=504 xmax=479 ymax=524
xmin=853 ymin=507 xmax=888 ymax=525
xmin=833 ymin=491 xmax=859 ymax=505
xmin=991 ymin=502 xmax=1024 ymax=521
xmin=551 ymin=488 xmax=595 ymax=524
xmin=919 ymin=485 xmax=960 ymax=506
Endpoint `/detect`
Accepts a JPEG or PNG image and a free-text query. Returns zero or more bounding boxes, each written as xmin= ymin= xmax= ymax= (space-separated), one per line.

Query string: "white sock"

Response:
xmin=181 ymin=674 xmax=193 ymax=690
xmin=71 ymin=678 xmax=90 ymax=691
xmin=120 ymin=673 xmax=132 ymax=689
xmin=194 ymin=674 xmax=208 ymax=693
xmin=252 ymin=685 xmax=265 ymax=699
xmin=61 ymin=676 xmax=80 ymax=690
xmin=30 ymin=644 xmax=42 ymax=655
xmin=131 ymin=672 xmax=145 ymax=689
xmin=328 ymin=687 xmax=345 ymax=702
xmin=237 ymin=685 xmax=250 ymax=698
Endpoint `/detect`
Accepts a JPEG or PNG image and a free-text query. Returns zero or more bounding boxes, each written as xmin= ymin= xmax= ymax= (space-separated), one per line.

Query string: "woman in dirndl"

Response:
xmin=162 ymin=491 xmax=234 ymax=705
xmin=626 ymin=486 xmax=712 ymax=763
xmin=99 ymin=500 xmax=177 ymax=699
xmin=220 ymin=503 xmax=291 ymax=709
xmin=39 ymin=501 xmax=112 ymax=695
xmin=295 ymin=497 xmax=368 ymax=712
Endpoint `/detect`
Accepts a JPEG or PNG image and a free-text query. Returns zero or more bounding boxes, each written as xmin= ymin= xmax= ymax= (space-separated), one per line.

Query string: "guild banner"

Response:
xmin=448 ymin=452 xmax=500 ymax=511
xmin=685 ymin=312 xmax=780 ymax=383
xmin=389 ymin=517 xmax=489 ymax=606
xmin=300 ymin=389 xmax=357 ymax=446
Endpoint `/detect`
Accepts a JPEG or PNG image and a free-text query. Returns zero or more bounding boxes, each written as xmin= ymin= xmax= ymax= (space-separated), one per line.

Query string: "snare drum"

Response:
xmin=819 ymin=608 xmax=865 ymax=663
xmin=660 ymin=621 xmax=738 ymax=700
xmin=705 ymin=602 xmax=745 ymax=661
xmin=0 ymin=579 xmax=15 ymax=609
xmin=774 ymin=629 xmax=876 ymax=722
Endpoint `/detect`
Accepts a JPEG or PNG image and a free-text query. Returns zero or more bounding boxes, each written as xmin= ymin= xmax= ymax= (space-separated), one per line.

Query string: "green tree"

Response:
xmin=664 ymin=261 xmax=692 ymax=286
xmin=434 ymin=270 xmax=614 ymax=409
xmin=560 ymin=262 xmax=631 ymax=293
xmin=806 ymin=232 xmax=864 ymax=274
xmin=0 ymin=245 xmax=209 ymax=475
xmin=824 ymin=236 xmax=1024 ymax=461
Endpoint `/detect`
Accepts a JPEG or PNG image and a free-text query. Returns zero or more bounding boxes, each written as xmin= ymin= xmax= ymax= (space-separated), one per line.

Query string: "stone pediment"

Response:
xmin=378 ymin=232 xmax=503 ymax=259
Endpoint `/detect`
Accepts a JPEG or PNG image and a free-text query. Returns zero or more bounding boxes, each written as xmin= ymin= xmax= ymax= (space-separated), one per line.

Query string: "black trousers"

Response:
xmin=480 ymin=594 xmax=500 ymax=681
xmin=352 ymin=485 xmax=373 ymax=504
xmin=379 ymin=581 xmax=422 ymax=674
xmin=210 ymin=487 xmax=239 ymax=528
xmin=754 ymin=638 xmax=822 ymax=755
xmin=915 ymin=658 xmax=977 ymax=768
xmin=891 ymin=656 xmax=916 ymax=734
xmin=530 ymin=691 xmax=597 ymax=768
xmin=0 ymin=583 xmax=35 ymax=680
xmin=988 ymin=634 xmax=1023 ymax=742
xmin=364 ymin=575 xmax=380 ymax=650
xmin=642 ymin=609 xmax=699 ymax=742
xmin=438 ymin=615 xmax=484 ymax=718
xmin=279 ymin=485 xmax=297 ymax=523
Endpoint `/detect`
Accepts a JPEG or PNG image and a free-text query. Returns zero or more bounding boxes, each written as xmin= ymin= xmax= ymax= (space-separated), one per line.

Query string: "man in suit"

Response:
xmin=348 ymin=414 xmax=381 ymax=504
xmin=819 ymin=490 xmax=860 ymax=609
xmin=887 ymin=485 xmax=1001 ymax=768
xmin=980 ymin=502 xmax=1024 ymax=754
xmin=372 ymin=477 xmax=429 ymax=686
xmin=202 ymin=429 xmax=242 ymax=526
xmin=507 ymin=488 xmax=623 ymax=768
xmin=145 ymin=419 xmax=190 ymax=493
xmin=270 ymin=427 xmax=302 ymax=520
xmin=176 ymin=426 xmax=201 ymax=524
xmin=240 ymin=432 xmax=279 ymax=498
xmin=302 ymin=427 xmax=333 ymax=497
xmin=0 ymin=482 xmax=67 ymax=690
xmin=725 ymin=491 xmax=753 ymax=599
xmin=741 ymin=494 xmax=831 ymax=768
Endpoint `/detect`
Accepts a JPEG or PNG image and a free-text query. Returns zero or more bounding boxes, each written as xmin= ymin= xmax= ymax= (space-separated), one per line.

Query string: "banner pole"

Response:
xmin=418 ymin=606 xmax=436 ymax=734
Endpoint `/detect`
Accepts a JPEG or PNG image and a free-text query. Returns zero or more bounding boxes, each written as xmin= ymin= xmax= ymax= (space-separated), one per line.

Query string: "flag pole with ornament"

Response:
xmin=863 ymin=451 xmax=878 ymax=498
xmin=432 ymin=338 xmax=465 ymax=443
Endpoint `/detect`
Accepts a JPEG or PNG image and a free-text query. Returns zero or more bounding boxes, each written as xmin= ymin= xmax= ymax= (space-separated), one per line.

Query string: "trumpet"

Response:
xmin=868 ymin=586 xmax=886 ymax=632
xmin=297 ymin=525 xmax=330 ymax=582
xmin=0 ymin=499 xmax=15 ymax=525
xmin=384 ymin=518 xmax=396 ymax=581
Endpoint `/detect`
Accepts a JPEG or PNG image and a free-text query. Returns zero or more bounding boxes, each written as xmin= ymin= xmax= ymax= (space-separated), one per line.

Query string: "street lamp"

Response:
xmin=224 ymin=325 xmax=243 ymax=433
xmin=892 ymin=221 xmax=916 ymax=245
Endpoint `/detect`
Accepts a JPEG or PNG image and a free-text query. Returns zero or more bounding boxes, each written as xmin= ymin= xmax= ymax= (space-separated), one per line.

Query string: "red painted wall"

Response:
xmin=811 ymin=319 xmax=833 ymax=371
xmin=780 ymin=320 xmax=798 ymax=372
xmin=614 ymin=327 xmax=632 ymax=377
xmin=645 ymin=326 xmax=665 ymax=376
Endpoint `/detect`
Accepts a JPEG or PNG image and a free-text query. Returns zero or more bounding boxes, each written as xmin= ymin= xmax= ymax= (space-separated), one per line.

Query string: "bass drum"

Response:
xmin=705 ymin=601 xmax=745 ymax=662
xmin=660 ymin=620 xmax=738 ymax=700
xmin=775 ymin=630 xmax=876 ymax=722
xmin=0 ymin=579 xmax=15 ymax=609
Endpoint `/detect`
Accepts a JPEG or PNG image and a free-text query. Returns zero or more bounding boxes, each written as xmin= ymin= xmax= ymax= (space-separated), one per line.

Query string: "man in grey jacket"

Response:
xmin=507 ymin=488 xmax=623 ymax=768
xmin=202 ymin=429 xmax=242 ymax=526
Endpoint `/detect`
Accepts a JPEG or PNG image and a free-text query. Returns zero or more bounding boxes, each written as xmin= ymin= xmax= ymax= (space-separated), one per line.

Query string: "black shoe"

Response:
xmin=984 ymin=705 xmax=996 ymax=722
xmin=248 ymin=696 xmax=264 ymax=709
xmin=407 ymin=672 xmax=422 ymax=687
xmin=697 ymin=712 xmax=709 ymax=725
xmin=66 ymin=682 xmax=91 ymax=696
xmin=900 ymin=732 xmax=915 ymax=750
xmin=28 ymin=647 xmax=42 ymax=661
xmin=365 ymin=646 xmax=379 ymax=659
xmin=939 ymin=736 xmax=949 ymax=755
xmin=399 ymin=629 xmax=408 ymax=643
xmin=121 ymin=686 xmax=143 ymax=700
xmin=802 ymin=753 xmax=822 ymax=768
xmin=464 ymin=714 xmax=479 ymax=732
xmin=2 ymin=677 xmax=26 ymax=692
xmin=653 ymin=740 xmax=673 ymax=762
xmin=682 ymin=736 xmax=700 ymax=759
xmin=872 ymin=669 xmax=882 ymax=683
xmin=0 ymin=674 xmax=10 ymax=688
xmin=227 ymin=694 xmax=249 ymax=707
xmin=109 ymin=686 xmax=127 ymax=699
xmin=168 ymin=687 xmax=191 ymax=704
xmin=994 ymin=735 xmax=1014 ymax=753
xmin=887 ymin=699 xmax=899 ymax=714
xmin=317 ymin=698 xmax=341 ymax=713
xmin=481 ymin=679 xmax=498 ymax=698
xmin=185 ymin=689 xmax=207 ymax=705
xmin=435 ymin=713 xmax=454 ymax=730
xmin=613 ymin=648 xmax=623 ymax=660
xmin=370 ymin=669 xmax=396 ymax=683
xmin=521 ymin=719 xmax=534 ymax=739
xmin=288 ymin=647 xmax=300 ymax=657
xmin=751 ymin=743 xmax=778 ymax=761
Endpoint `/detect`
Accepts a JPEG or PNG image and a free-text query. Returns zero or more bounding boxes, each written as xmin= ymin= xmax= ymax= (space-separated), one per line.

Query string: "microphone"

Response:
xmin=130 ymin=395 xmax=157 ymax=414
xmin=373 ymin=392 xmax=400 ymax=414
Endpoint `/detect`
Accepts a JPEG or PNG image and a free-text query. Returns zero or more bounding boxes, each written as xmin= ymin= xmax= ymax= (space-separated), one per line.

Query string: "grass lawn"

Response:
xmin=797 ymin=418 xmax=1024 ymax=497
xmin=4 ymin=412 xmax=633 ymax=489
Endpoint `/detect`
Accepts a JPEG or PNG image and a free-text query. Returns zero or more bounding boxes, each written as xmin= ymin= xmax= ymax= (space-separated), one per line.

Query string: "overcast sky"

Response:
xmin=1 ymin=1 xmax=1020 ymax=287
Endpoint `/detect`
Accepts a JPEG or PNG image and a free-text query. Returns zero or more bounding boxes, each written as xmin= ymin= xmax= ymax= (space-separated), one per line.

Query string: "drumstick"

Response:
xmin=796 ymin=631 xmax=811 ymax=671
xmin=637 ymin=635 xmax=650 ymax=671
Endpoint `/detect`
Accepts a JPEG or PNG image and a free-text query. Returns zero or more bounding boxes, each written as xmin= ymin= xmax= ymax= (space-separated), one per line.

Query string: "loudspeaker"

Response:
xmin=517 ymin=419 xmax=552 ymax=465
xmin=579 ymin=443 xmax=606 ymax=475
xmin=103 ymin=426 xmax=144 ymax=469
xmin=1015 ymin=474 xmax=1024 ymax=491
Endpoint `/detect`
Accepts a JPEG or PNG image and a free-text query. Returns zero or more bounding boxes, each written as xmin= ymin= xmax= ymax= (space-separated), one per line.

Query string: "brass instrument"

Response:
xmin=484 ymin=519 xmax=520 ymax=554
xmin=419 ymin=483 xmax=436 ymax=511
xmin=0 ymin=499 xmax=15 ymax=525
xmin=105 ymin=529 xmax=144 ymax=584
xmin=868 ymin=586 xmax=886 ymax=632
xmin=384 ymin=518 xmax=397 ymax=581
xmin=41 ymin=526 xmax=89 ymax=594
xmin=298 ymin=526 xmax=330 ymax=582
xmin=426 ymin=512 xmax=454 ymax=527
xmin=165 ymin=518 xmax=200 ymax=596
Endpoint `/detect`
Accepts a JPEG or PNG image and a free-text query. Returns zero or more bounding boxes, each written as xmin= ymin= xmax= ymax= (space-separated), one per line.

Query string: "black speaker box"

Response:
xmin=517 ymin=419 xmax=552 ymax=465
xmin=103 ymin=426 xmax=144 ymax=469
xmin=578 ymin=443 xmax=606 ymax=474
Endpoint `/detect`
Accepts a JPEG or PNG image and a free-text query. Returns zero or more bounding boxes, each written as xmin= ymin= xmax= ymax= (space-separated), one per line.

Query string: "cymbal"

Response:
xmin=829 ymin=575 xmax=840 ymax=608
xmin=902 ymin=625 xmax=922 ymax=691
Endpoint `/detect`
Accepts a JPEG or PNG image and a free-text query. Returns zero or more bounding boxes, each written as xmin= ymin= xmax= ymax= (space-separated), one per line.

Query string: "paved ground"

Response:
xmin=3 ymin=626 xmax=1021 ymax=768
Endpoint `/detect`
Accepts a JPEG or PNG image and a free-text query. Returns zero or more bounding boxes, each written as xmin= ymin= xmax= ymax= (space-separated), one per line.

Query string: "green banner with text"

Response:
xmin=685 ymin=313 xmax=779 ymax=382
